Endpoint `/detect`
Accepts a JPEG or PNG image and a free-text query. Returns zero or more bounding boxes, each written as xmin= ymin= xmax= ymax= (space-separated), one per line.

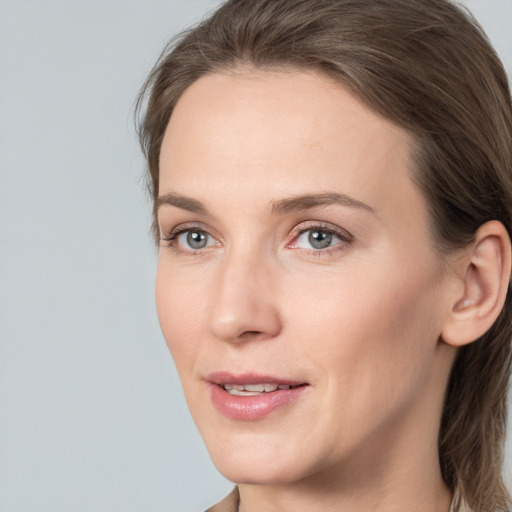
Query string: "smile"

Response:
xmin=221 ymin=383 xmax=298 ymax=396
xmin=207 ymin=374 xmax=310 ymax=420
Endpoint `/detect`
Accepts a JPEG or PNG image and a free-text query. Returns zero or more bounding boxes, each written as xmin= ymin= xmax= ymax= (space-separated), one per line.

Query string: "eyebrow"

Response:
xmin=158 ymin=192 xmax=210 ymax=215
xmin=157 ymin=191 xmax=374 ymax=216
xmin=269 ymin=192 xmax=374 ymax=216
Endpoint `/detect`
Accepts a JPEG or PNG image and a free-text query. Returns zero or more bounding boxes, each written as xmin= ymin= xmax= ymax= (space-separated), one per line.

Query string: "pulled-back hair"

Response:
xmin=136 ymin=1 xmax=512 ymax=509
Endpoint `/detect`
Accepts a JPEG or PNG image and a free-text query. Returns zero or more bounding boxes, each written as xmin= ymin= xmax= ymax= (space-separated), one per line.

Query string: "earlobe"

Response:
xmin=441 ymin=221 xmax=512 ymax=347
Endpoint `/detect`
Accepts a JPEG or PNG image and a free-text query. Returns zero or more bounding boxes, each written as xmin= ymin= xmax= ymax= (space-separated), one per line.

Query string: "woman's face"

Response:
xmin=156 ymin=70 xmax=456 ymax=485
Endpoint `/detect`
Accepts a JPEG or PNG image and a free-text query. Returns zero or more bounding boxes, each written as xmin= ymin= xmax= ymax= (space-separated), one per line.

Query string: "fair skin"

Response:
xmin=155 ymin=69 xmax=510 ymax=512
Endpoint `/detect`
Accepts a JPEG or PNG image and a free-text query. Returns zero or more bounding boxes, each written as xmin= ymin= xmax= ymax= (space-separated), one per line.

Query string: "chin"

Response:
xmin=205 ymin=436 xmax=313 ymax=485
xmin=215 ymin=460 xmax=307 ymax=486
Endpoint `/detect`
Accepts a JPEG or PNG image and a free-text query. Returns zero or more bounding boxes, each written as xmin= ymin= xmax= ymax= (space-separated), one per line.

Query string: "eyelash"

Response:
xmin=159 ymin=222 xmax=353 ymax=256
xmin=288 ymin=222 xmax=353 ymax=255
xmin=159 ymin=223 xmax=216 ymax=256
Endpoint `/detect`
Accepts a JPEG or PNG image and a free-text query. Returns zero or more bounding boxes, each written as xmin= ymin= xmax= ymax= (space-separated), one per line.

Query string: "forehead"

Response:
xmin=159 ymin=69 xmax=422 ymax=221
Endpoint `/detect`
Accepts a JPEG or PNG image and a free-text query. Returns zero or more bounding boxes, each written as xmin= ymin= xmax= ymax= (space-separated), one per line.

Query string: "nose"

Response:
xmin=209 ymin=250 xmax=282 ymax=344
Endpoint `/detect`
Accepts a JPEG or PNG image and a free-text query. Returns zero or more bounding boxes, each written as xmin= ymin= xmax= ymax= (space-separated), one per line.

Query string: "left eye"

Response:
xmin=295 ymin=228 xmax=343 ymax=250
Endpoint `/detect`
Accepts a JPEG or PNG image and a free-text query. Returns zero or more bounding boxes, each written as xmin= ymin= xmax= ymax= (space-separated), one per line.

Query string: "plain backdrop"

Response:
xmin=0 ymin=1 xmax=511 ymax=511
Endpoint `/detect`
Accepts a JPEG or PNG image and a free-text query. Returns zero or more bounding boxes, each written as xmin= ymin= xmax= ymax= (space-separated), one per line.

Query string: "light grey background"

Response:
xmin=0 ymin=1 xmax=511 ymax=511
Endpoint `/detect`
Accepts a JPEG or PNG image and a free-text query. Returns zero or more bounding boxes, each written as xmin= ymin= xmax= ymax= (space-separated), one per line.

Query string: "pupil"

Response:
xmin=187 ymin=231 xmax=207 ymax=249
xmin=309 ymin=230 xmax=332 ymax=249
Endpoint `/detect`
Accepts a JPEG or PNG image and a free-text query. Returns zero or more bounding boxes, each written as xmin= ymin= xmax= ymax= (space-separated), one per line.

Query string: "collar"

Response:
xmin=206 ymin=486 xmax=472 ymax=512
xmin=205 ymin=487 xmax=239 ymax=512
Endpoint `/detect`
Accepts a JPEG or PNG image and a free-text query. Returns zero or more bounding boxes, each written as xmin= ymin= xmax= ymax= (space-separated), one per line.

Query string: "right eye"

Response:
xmin=178 ymin=230 xmax=213 ymax=250
xmin=160 ymin=226 xmax=219 ymax=254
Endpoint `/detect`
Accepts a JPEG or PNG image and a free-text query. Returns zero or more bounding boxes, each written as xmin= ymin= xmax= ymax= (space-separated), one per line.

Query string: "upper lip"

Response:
xmin=206 ymin=371 xmax=308 ymax=386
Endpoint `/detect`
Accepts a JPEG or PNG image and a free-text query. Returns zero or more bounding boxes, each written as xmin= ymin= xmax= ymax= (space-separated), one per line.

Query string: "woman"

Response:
xmin=136 ymin=0 xmax=512 ymax=510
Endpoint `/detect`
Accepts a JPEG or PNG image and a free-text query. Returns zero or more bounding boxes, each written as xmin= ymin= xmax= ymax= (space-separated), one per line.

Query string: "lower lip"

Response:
xmin=209 ymin=384 xmax=309 ymax=421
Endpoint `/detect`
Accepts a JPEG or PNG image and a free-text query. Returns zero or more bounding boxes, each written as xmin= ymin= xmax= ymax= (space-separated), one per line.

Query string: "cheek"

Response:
xmin=285 ymin=258 xmax=443 ymax=400
xmin=155 ymin=262 xmax=204 ymax=373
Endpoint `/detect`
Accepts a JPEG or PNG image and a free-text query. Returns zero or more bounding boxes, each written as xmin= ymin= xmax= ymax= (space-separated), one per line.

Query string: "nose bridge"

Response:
xmin=209 ymin=244 xmax=281 ymax=343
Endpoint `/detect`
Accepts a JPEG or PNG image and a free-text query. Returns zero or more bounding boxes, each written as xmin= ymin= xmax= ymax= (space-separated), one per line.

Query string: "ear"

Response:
xmin=441 ymin=221 xmax=512 ymax=347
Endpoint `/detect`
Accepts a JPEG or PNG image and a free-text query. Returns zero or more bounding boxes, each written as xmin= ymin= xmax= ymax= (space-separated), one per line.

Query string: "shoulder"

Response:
xmin=204 ymin=487 xmax=239 ymax=512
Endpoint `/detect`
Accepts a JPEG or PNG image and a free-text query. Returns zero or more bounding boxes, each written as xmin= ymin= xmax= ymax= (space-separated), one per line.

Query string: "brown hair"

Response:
xmin=136 ymin=0 xmax=512 ymax=509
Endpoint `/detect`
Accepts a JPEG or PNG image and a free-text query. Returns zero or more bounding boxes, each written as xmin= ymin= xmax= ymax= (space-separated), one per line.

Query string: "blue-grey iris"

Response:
xmin=187 ymin=231 xmax=208 ymax=249
xmin=309 ymin=230 xmax=332 ymax=249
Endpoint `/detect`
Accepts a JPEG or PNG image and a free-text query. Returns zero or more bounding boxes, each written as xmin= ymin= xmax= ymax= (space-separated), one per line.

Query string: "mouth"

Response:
xmin=206 ymin=373 xmax=310 ymax=420
xmin=220 ymin=383 xmax=307 ymax=396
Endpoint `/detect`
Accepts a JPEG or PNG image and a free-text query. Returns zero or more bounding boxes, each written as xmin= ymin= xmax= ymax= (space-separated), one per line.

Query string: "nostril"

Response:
xmin=238 ymin=330 xmax=265 ymax=340
xmin=209 ymin=295 xmax=282 ymax=342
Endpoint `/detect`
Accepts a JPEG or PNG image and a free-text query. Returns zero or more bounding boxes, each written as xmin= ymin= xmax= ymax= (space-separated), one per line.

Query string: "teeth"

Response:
xmin=227 ymin=389 xmax=264 ymax=396
xmin=222 ymin=383 xmax=290 ymax=395
xmin=243 ymin=384 xmax=264 ymax=392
